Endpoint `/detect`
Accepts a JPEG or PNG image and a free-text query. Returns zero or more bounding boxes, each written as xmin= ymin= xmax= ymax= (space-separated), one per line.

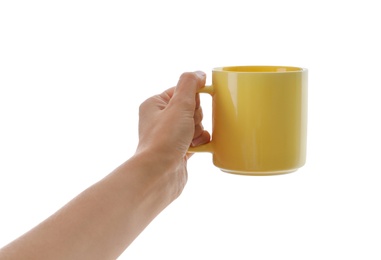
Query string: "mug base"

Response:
xmin=220 ymin=168 xmax=298 ymax=176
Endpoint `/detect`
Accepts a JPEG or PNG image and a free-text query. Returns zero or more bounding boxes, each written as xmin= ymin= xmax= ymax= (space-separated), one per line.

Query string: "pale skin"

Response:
xmin=0 ymin=71 xmax=210 ymax=259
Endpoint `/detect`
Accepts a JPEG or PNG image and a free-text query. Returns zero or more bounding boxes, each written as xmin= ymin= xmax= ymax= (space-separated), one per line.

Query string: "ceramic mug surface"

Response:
xmin=189 ymin=66 xmax=308 ymax=176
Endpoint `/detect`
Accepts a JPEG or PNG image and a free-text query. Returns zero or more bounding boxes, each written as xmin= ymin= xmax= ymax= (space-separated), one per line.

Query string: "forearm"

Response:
xmin=0 ymin=152 xmax=176 ymax=260
xmin=0 ymin=71 xmax=204 ymax=259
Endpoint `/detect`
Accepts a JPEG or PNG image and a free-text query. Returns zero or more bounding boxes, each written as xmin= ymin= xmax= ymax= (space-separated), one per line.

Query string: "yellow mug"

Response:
xmin=189 ymin=66 xmax=308 ymax=176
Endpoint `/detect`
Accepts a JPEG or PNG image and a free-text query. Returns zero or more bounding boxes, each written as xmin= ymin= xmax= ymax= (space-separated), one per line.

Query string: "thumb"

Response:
xmin=170 ymin=71 xmax=206 ymax=111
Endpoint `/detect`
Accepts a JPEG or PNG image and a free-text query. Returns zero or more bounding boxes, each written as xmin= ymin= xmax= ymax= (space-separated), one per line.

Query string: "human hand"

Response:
xmin=0 ymin=71 xmax=211 ymax=260
xmin=136 ymin=71 xmax=211 ymax=196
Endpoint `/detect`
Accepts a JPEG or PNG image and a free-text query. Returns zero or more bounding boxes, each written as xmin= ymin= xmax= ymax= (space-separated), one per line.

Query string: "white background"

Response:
xmin=1 ymin=0 xmax=380 ymax=259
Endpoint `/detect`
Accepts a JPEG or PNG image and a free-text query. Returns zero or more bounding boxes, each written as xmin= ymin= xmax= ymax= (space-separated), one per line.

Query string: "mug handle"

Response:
xmin=188 ymin=85 xmax=214 ymax=153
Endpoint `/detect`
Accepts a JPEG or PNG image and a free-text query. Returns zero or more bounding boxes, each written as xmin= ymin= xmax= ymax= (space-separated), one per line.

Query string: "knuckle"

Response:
xmin=139 ymin=100 xmax=147 ymax=111
xmin=139 ymin=98 xmax=152 ymax=113
xmin=180 ymin=72 xmax=199 ymax=83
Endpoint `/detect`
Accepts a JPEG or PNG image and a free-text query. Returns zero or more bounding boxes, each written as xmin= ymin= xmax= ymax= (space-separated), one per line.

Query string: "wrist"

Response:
xmin=134 ymin=144 xmax=183 ymax=172
xmin=127 ymin=150 xmax=184 ymax=204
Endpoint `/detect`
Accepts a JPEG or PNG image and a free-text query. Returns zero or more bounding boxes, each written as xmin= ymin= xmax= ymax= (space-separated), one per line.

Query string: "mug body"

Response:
xmin=211 ymin=66 xmax=308 ymax=175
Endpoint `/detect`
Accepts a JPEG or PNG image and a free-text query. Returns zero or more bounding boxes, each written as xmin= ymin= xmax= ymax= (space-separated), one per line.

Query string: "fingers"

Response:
xmin=192 ymin=129 xmax=211 ymax=146
xmin=170 ymin=71 xmax=206 ymax=112
xmin=139 ymin=87 xmax=175 ymax=116
xmin=193 ymin=124 xmax=206 ymax=141
xmin=141 ymin=71 xmax=206 ymax=115
xmin=187 ymin=129 xmax=211 ymax=160
xmin=195 ymin=93 xmax=201 ymax=109
xmin=193 ymin=107 xmax=203 ymax=125
xmin=192 ymin=106 xmax=210 ymax=145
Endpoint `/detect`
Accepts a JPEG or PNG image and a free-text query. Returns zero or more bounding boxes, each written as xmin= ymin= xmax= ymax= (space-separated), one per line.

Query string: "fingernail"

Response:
xmin=195 ymin=71 xmax=206 ymax=79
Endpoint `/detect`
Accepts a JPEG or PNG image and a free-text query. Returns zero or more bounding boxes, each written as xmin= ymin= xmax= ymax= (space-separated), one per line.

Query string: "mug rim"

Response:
xmin=213 ymin=65 xmax=307 ymax=73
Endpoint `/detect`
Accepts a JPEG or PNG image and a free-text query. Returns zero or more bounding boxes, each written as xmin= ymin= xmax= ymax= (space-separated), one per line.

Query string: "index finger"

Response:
xmin=170 ymin=71 xmax=206 ymax=110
